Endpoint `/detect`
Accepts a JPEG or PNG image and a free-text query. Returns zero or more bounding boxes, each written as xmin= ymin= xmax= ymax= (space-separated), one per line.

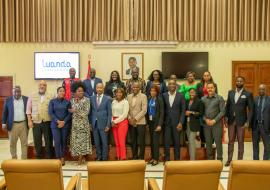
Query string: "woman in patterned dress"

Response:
xmin=69 ymin=82 xmax=92 ymax=165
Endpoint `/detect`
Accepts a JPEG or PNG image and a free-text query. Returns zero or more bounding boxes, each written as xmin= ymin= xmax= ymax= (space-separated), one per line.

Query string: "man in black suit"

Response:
xmin=163 ymin=79 xmax=186 ymax=161
xmin=252 ymin=84 xmax=270 ymax=160
xmin=225 ymin=76 xmax=254 ymax=166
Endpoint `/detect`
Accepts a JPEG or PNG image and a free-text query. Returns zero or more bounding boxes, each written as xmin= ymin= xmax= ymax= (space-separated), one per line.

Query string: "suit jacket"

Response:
xmin=127 ymin=92 xmax=147 ymax=125
xmin=147 ymin=96 xmax=164 ymax=129
xmin=83 ymin=77 xmax=103 ymax=97
xmin=163 ymin=92 xmax=186 ymax=128
xmin=225 ymin=89 xmax=254 ymax=126
xmin=2 ymin=96 xmax=28 ymax=131
xmin=185 ymin=98 xmax=204 ymax=132
xmin=90 ymin=95 xmax=112 ymax=129
xmin=252 ymin=96 xmax=270 ymax=134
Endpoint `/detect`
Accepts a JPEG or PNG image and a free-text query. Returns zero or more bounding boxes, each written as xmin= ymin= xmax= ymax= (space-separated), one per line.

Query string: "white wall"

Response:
xmin=1 ymin=42 xmax=270 ymax=97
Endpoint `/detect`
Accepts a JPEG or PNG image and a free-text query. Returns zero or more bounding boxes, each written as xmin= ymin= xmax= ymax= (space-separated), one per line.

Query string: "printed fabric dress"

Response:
xmin=70 ymin=97 xmax=92 ymax=157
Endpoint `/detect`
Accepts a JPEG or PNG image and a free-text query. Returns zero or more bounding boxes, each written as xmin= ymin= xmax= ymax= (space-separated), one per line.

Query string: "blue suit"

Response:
xmin=2 ymin=96 xmax=28 ymax=131
xmin=83 ymin=77 xmax=103 ymax=97
xmin=48 ymin=98 xmax=71 ymax=159
xmin=90 ymin=94 xmax=112 ymax=160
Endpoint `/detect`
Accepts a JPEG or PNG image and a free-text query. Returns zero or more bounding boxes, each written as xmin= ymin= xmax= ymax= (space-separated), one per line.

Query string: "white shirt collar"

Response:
xmin=168 ymin=91 xmax=176 ymax=96
xmin=13 ymin=96 xmax=23 ymax=101
xmin=235 ymin=88 xmax=244 ymax=94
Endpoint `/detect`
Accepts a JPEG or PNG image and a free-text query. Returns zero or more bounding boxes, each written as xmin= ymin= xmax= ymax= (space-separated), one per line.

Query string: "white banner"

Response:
xmin=34 ymin=52 xmax=80 ymax=79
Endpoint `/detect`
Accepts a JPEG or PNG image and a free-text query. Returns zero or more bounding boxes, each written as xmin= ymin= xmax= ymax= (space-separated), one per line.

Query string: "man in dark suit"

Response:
xmin=2 ymin=86 xmax=28 ymax=159
xmin=90 ymin=83 xmax=112 ymax=161
xmin=163 ymin=79 xmax=186 ymax=161
xmin=252 ymin=84 xmax=270 ymax=160
xmin=84 ymin=68 xmax=103 ymax=97
xmin=225 ymin=76 xmax=254 ymax=166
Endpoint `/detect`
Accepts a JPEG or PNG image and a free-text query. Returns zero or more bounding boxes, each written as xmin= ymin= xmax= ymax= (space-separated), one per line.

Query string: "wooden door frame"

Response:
xmin=232 ymin=61 xmax=270 ymax=89
xmin=0 ymin=76 xmax=13 ymax=138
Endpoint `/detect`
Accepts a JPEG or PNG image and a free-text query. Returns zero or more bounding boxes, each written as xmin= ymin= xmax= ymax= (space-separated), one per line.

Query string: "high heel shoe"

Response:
xmin=151 ymin=160 xmax=159 ymax=166
xmin=61 ymin=158 xmax=65 ymax=166
xmin=78 ymin=155 xmax=83 ymax=165
xmin=147 ymin=159 xmax=154 ymax=165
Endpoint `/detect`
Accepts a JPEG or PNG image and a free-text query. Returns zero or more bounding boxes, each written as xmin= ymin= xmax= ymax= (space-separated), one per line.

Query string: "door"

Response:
xmin=232 ymin=61 xmax=270 ymax=141
xmin=0 ymin=76 xmax=13 ymax=138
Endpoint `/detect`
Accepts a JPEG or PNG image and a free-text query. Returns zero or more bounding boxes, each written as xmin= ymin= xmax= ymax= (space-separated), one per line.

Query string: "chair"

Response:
xmin=1 ymin=159 xmax=80 ymax=190
xmin=0 ymin=178 xmax=5 ymax=190
xmin=82 ymin=160 xmax=146 ymax=190
xmin=148 ymin=160 xmax=224 ymax=190
xmin=227 ymin=160 xmax=270 ymax=190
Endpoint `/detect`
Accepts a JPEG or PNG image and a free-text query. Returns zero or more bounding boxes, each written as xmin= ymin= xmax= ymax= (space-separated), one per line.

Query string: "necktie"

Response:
xmin=97 ymin=95 xmax=101 ymax=107
xmin=257 ymin=96 xmax=263 ymax=121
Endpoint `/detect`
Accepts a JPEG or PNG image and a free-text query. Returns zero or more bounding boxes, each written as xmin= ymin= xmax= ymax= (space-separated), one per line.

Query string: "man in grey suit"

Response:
xmin=90 ymin=83 xmax=112 ymax=161
xmin=201 ymin=82 xmax=225 ymax=161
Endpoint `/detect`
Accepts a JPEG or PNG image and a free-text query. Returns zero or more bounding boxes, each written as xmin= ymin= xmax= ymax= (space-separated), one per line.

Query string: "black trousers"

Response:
xmin=252 ymin=123 xmax=270 ymax=160
xmin=33 ymin=121 xmax=54 ymax=159
xmin=164 ymin=124 xmax=181 ymax=161
xmin=130 ymin=125 xmax=146 ymax=159
xmin=149 ymin=121 xmax=160 ymax=161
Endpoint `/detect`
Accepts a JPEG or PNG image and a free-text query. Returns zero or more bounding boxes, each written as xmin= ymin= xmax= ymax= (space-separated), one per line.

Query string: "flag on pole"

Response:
xmin=86 ymin=55 xmax=91 ymax=79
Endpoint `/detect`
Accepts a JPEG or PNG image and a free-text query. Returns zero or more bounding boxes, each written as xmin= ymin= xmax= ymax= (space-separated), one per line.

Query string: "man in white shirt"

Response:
xmin=163 ymin=80 xmax=186 ymax=162
xmin=2 ymin=86 xmax=29 ymax=159
xmin=83 ymin=68 xmax=103 ymax=97
xmin=26 ymin=81 xmax=54 ymax=159
xmin=90 ymin=83 xmax=112 ymax=161
xmin=225 ymin=76 xmax=254 ymax=166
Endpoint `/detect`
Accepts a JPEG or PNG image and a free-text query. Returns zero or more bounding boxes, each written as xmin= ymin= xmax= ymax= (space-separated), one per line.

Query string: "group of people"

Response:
xmin=2 ymin=67 xmax=270 ymax=167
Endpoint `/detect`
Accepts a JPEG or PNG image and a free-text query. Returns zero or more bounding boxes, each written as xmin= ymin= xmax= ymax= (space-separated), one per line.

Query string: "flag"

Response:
xmin=86 ymin=59 xmax=91 ymax=79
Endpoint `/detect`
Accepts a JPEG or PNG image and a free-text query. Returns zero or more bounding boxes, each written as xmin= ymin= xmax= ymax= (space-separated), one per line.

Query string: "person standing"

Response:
xmin=2 ymin=86 xmax=28 ymax=159
xmin=26 ymin=81 xmax=54 ymax=159
xmin=225 ymin=76 xmax=254 ymax=166
xmin=83 ymin=68 xmax=103 ymax=97
xmin=147 ymin=85 xmax=164 ymax=166
xmin=90 ymin=83 xmax=112 ymax=161
xmin=197 ymin=71 xmax=218 ymax=98
xmin=62 ymin=68 xmax=80 ymax=100
xmin=127 ymin=82 xmax=147 ymax=160
xmin=48 ymin=87 xmax=71 ymax=165
xmin=105 ymin=71 xmax=126 ymax=98
xmin=169 ymin=74 xmax=180 ymax=91
xmin=196 ymin=71 xmax=218 ymax=148
xmin=111 ymin=88 xmax=129 ymax=160
xmin=252 ymin=84 xmax=270 ymax=160
xmin=185 ymin=88 xmax=204 ymax=160
xmin=163 ymin=79 xmax=186 ymax=161
xmin=126 ymin=67 xmax=146 ymax=95
xmin=201 ymin=82 xmax=225 ymax=161
xmin=69 ymin=82 xmax=92 ymax=165
xmin=146 ymin=70 xmax=167 ymax=97
xmin=179 ymin=71 xmax=197 ymax=101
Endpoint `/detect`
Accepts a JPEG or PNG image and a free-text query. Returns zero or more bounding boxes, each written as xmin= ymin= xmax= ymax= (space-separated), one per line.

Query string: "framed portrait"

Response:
xmin=121 ymin=53 xmax=144 ymax=80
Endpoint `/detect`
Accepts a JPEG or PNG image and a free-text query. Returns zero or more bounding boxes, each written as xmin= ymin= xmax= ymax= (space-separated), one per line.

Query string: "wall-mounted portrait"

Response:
xmin=121 ymin=53 xmax=144 ymax=80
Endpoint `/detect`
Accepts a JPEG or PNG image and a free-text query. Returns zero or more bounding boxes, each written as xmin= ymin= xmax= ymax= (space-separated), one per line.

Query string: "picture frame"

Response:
xmin=121 ymin=52 xmax=144 ymax=80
